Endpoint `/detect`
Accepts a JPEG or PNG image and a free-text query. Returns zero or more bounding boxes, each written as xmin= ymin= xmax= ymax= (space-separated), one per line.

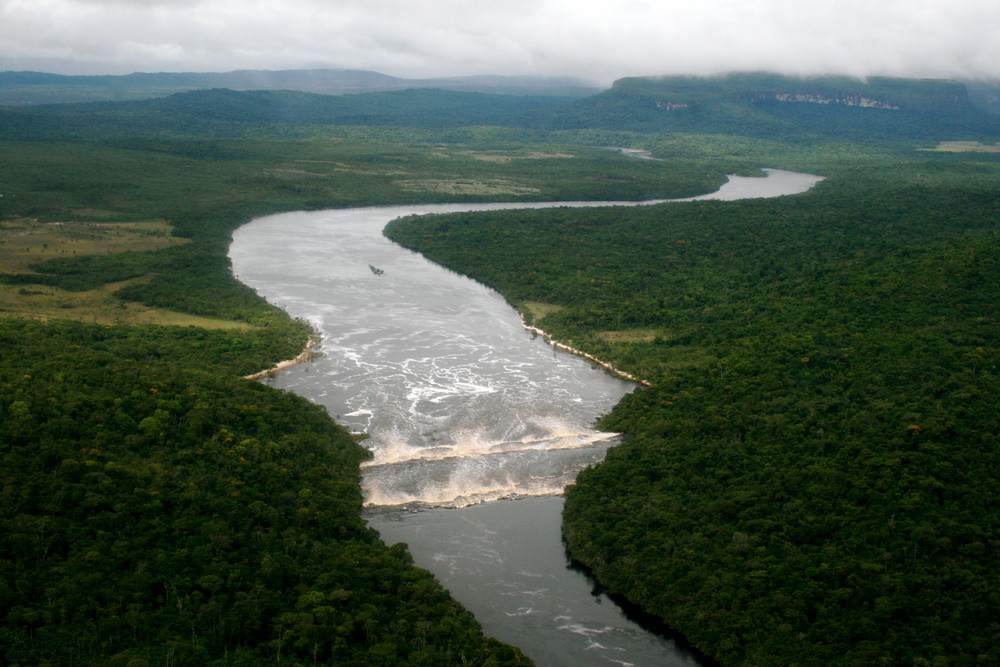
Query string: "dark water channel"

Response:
xmin=229 ymin=169 xmax=822 ymax=666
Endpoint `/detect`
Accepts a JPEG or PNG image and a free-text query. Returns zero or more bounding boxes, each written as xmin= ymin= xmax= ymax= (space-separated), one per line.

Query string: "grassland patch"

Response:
xmin=597 ymin=328 xmax=661 ymax=343
xmin=325 ymin=163 xmax=408 ymax=176
xmin=456 ymin=150 xmax=577 ymax=163
xmin=0 ymin=277 xmax=254 ymax=328
xmin=522 ymin=302 xmax=565 ymax=322
xmin=0 ymin=219 xmax=185 ymax=274
xmin=0 ymin=218 xmax=247 ymax=327
xmin=259 ymin=168 xmax=326 ymax=180
xmin=394 ymin=178 xmax=540 ymax=196
xmin=923 ymin=141 xmax=1000 ymax=153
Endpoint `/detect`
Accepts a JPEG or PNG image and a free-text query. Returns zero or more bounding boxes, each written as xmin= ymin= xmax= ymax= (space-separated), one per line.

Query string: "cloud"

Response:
xmin=1 ymin=0 xmax=998 ymax=83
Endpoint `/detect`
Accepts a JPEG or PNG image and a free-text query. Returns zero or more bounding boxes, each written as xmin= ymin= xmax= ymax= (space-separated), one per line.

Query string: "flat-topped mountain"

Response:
xmin=549 ymin=72 xmax=1000 ymax=139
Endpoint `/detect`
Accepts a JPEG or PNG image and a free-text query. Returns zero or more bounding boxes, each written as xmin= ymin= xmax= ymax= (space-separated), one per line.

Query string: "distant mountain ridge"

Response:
xmin=0 ymin=68 xmax=600 ymax=105
xmin=0 ymin=87 xmax=578 ymax=140
xmin=2 ymin=71 xmax=998 ymax=143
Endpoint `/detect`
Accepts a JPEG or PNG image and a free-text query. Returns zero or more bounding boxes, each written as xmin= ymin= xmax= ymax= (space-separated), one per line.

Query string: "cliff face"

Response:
xmin=612 ymin=73 xmax=976 ymax=112
xmin=752 ymin=91 xmax=901 ymax=109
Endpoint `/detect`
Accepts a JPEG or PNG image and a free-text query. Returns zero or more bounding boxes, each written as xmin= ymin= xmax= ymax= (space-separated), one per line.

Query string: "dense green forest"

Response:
xmin=3 ymin=71 xmax=999 ymax=665
xmin=385 ymin=152 xmax=1000 ymax=665
xmin=1 ymin=320 xmax=534 ymax=666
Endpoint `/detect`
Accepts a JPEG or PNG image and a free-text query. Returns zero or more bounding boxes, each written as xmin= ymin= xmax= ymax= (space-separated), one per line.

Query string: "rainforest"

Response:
xmin=2 ymin=71 xmax=999 ymax=666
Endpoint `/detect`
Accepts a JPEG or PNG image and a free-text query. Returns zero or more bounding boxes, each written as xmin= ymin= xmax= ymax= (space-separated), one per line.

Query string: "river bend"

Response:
xmin=230 ymin=168 xmax=823 ymax=666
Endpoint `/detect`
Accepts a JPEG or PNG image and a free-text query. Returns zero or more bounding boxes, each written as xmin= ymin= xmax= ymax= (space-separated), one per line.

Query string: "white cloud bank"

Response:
xmin=1 ymin=0 xmax=998 ymax=83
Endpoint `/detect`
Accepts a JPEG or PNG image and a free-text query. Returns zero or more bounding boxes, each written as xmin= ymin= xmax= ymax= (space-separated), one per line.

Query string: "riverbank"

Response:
xmin=519 ymin=313 xmax=653 ymax=387
xmin=243 ymin=336 xmax=318 ymax=380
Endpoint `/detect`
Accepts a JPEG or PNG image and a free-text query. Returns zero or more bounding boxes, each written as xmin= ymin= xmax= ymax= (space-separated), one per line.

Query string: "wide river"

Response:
xmin=230 ymin=168 xmax=823 ymax=666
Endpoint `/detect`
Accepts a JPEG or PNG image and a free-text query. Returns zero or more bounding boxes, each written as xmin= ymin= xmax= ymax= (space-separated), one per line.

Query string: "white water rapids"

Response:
xmin=231 ymin=168 xmax=823 ymax=509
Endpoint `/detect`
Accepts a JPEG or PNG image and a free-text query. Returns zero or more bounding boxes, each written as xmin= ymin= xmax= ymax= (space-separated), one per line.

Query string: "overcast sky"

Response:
xmin=1 ymin=0 xmax=998 ymax=84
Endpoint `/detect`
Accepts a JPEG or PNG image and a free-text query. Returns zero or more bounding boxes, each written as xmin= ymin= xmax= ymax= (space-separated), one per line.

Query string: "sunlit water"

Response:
xmin=230 ymin=168 xmax=822 ymax=666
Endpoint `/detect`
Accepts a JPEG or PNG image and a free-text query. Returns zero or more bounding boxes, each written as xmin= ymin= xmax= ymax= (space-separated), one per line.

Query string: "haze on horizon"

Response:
xmin=1 ymin=0 xmax=998 ymax=85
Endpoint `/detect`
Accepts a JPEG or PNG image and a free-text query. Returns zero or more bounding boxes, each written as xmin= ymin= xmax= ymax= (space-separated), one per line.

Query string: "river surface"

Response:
xmin=229 ymin=168 xmax=822 ymax=666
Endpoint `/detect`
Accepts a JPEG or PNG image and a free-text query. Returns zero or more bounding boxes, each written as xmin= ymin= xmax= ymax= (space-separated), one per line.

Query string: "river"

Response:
xmin=229 ymin=168 xmax=823 ymax=666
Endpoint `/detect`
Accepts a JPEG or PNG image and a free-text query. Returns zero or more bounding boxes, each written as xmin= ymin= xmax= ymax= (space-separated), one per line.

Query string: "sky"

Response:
xmin=1 ymin=0 xmax=998 ymax=85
